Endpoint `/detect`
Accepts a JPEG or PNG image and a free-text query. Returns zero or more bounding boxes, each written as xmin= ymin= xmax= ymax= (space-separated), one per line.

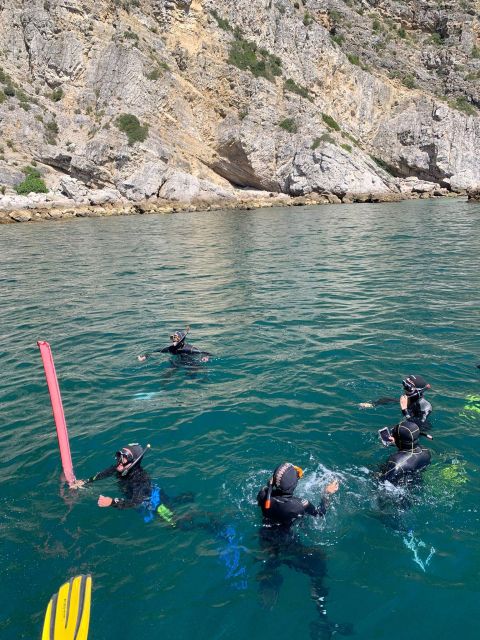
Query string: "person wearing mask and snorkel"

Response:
xmin=70 ymin=443 xmax=180 ymax=523
xmin=256 ymin=463 xmax=351 ymax=639
xmin=360 ymin=374 xmax=432 ymax=428
xmin=379 ymin=421 xmax=432 ymax=485
xmin=137 ymin=326 xmax=210 ymax=363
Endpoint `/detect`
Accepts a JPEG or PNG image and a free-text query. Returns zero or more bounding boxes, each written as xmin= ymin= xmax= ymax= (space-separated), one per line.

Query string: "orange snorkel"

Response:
xmin=265 ymin=477 xmax=274 ymax=509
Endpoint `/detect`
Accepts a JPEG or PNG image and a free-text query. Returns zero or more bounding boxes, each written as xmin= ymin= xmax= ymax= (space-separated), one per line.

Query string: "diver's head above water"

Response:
xmin=170 ymin=330 xmax=186 ymax=347
xmin=402 ymin=374 xmax=430 ymax=399
xmin=391 ymin=421 xmax=420 ymax=451
xmin=170 ymin=327 xmax=189 ymax=347
xmin=270 ymin=462 xmax=304 ymax=495
xmin=115 ymin=443 xmax=147 ymax=476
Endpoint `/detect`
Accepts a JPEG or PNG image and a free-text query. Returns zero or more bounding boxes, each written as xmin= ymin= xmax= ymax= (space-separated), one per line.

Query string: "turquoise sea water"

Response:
xmin=1 ymin=199 xmax=479 ymax=639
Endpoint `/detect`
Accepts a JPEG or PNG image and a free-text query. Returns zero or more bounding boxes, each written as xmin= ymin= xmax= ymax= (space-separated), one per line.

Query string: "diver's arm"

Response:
xmin=359 ymin=397 xmax=398 ymax=409
xmin=108 ymin=473 xmax=152 ymax=509
xmin=138 ymin=346 xmax=171 ymax=361
xmin=303 ymin=499 xmax=327 ymax=517
xmin=400 ymin=394 xmax=410 ymax=418
xmin=97 ymin=495 xmax=143 ymax=508
xmin=305 ymin=479 xmax=339 ymax=517
xmin=70 ymin=465 xmax=117 ymax=489
xmin=73 ymin=466 xmax=117 ymax=486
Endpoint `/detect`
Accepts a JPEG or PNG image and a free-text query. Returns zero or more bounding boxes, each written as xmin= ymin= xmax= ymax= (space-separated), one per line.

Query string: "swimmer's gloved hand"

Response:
xmin=157 ymin=504 xmax=176 ymax=526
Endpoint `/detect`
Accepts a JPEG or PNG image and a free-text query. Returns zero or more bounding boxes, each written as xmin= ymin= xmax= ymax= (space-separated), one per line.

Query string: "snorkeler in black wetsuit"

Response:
xmin=72 ymin=443 xmax=194 ymax=524
xmin=137 ymin=327 xmax=210 ymax=362
xmin=360 ymin=374 xmax=432 ymax=428
xmin=380 ymin=421 xmax=431 ymax=485
xmin=72 ymin=443 xmax=152 ymax=508
xmin=256 ymin=463 xmax=350 ymax=639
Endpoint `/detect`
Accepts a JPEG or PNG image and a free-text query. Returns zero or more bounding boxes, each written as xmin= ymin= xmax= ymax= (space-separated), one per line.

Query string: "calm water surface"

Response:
xmin=1 ymin=199 xmax=479 ymax=639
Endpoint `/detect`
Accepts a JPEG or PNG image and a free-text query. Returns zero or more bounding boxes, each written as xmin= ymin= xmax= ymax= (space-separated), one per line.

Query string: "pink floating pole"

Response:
xmin=37 ymin=341 xmax=76 ymax=486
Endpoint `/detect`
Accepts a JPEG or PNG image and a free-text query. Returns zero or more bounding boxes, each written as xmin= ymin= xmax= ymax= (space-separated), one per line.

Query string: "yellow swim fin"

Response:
xmin=42 ymin=575 xmax=92 ymax=640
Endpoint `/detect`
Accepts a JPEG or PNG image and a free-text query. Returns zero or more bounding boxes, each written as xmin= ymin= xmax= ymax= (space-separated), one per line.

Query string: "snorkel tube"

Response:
xmin=264 ymin=477 xmax=273 ymax=510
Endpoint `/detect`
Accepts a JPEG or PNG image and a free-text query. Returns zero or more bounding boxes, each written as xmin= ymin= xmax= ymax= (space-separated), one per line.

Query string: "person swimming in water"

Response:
xmin=137 ymin=326 xmax=210 ymax=362
xmin=256 ymin=463 xmax=350 ymax=639
xmin=360 ymin=374 xmax=432 ymax=428
xmin=379 ymin=421 xmax=431 ymax=485
xmin=71 ymin=443 xmax=152 ymax=508
xmin=71 ymin=443 xmax=193 ymax=524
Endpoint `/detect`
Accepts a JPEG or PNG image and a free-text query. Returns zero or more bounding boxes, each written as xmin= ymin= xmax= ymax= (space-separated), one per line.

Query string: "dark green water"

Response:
xmin=1 ymin=199 xmax=479 ymax=640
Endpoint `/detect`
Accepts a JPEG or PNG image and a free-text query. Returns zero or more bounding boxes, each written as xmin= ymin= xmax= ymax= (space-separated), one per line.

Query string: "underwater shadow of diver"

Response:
xmin=256 ymin=527 xmax=353 ymax=639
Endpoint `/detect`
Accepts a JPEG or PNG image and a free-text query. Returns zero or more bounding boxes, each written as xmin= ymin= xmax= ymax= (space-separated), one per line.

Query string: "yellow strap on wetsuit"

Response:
xmin=42 ymin=575 xmax=92 ymax=640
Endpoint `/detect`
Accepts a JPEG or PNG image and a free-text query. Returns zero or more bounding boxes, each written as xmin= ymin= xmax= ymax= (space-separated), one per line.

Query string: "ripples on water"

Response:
xmin=1 ymin=199 xmax=479 ymax=639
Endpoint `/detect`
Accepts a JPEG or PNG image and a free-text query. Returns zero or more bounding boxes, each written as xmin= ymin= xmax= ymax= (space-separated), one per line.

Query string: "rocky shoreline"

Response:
xmin=0 ymin=185 xmax=467 ymax=225
xmin=0 ymin=0 xmax=479 ymax=228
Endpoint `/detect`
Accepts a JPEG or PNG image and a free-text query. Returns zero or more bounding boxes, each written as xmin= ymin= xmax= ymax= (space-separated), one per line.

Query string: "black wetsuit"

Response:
xmin=144 ymin=341 xmax=210 ymax=360
xmin=256 ymin=486 xmax=327 ymax=530
xmin=86 ymin=465 xmax=152 ymax=508
xmin=380 ymin=446 xmax=431 ymax=485
xmin=401 ymin=396 xmax=432 ymax=428
xmin=256 ymin=487 xmax=350 ymax=638
xmin=369 ymin=395 xmax=432 ymax=428
xmin=160 ymin=342 xmax=210 ymax=356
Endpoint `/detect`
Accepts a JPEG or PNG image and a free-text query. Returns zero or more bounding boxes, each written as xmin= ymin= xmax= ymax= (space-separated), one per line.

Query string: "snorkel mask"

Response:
xmin=264 ymin=463 xmax=304 ymax=509
xmin=170 ymin=325 xmax=190 ymax=346
xmin=115 ymin=443 xmax=150 ymax=477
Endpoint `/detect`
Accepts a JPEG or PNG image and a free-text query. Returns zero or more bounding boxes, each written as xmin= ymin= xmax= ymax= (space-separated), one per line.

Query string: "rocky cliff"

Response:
xmin=0 ymin=0 xmax=479 ymax=220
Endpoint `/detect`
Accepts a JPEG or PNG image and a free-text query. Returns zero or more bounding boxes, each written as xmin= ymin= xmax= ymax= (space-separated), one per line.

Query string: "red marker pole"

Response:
xmin=37 ymin=341 xmax=76 ymax=486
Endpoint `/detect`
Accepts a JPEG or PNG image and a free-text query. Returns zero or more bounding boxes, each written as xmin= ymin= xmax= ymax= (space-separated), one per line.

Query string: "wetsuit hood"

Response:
xmin=170 ymin=328 xmax=188 ymax=346
xmin=116 ymin=443 xmax=146 ymax=476
xmin=402 ymin=374 xmax=430 ymax=398
xmin=272 ymin=462 xmax=300 ymax=495
xmin=391 ymin=421 xmax=420 ymax=451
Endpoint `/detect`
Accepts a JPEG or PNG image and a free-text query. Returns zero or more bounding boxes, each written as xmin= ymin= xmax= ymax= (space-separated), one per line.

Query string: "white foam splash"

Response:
xmin=403 ymin=530 xmax=436 ymax=572
xmin=133 ymin=392 xmax=157 ymax=400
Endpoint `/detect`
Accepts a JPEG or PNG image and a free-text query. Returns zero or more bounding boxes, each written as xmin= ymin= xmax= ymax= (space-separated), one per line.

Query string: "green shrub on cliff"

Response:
xmin=322 ymin=113 xmax=341 ymax=131
xmin=228 ymin=35 xmax=282 ymax=82
xmin=210 ymin=9 xmax=232 ymax=31
xmin=303 ymin=12 xmax=314 ymax=26
xmin=311 ymin=133 xmax=336 ymax=149
xmin=50 ymin=87 xmax=64 ymax=102
xmin=45 ymin=119 xmax=59 ymax=145
xmin=15 ymin=166 xmax=48 ymax=195
xmin=284 ymin=78 xmax=312 ymax=101
xmin=116 ymin=113 xmax=149 ymax=145
xmin=371 ymin=155 xmax=395 ymax=175
xmin=278 ymin=118 xmax=297 ymax=133
xmin=450 ymin=96 xmax=476 ymax=116
xmin=402 ymin=74 xmax=416 ymax=89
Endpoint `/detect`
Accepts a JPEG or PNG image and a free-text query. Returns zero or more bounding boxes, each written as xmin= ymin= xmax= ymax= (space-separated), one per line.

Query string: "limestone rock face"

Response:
xmin=0 ymin=0 xmax=478 ymax=211
xmin=117 ymin=162 xmax=169 ymax=201
xmin=372 ymin=99 xmax=480 ymax=188
xmin=287 ymin=144 xmax=393 ymax=197
xmin=0 ymin=162 xmax=24 ymax=187
xmin=158 ymin=170 xmax=235 ymax=201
